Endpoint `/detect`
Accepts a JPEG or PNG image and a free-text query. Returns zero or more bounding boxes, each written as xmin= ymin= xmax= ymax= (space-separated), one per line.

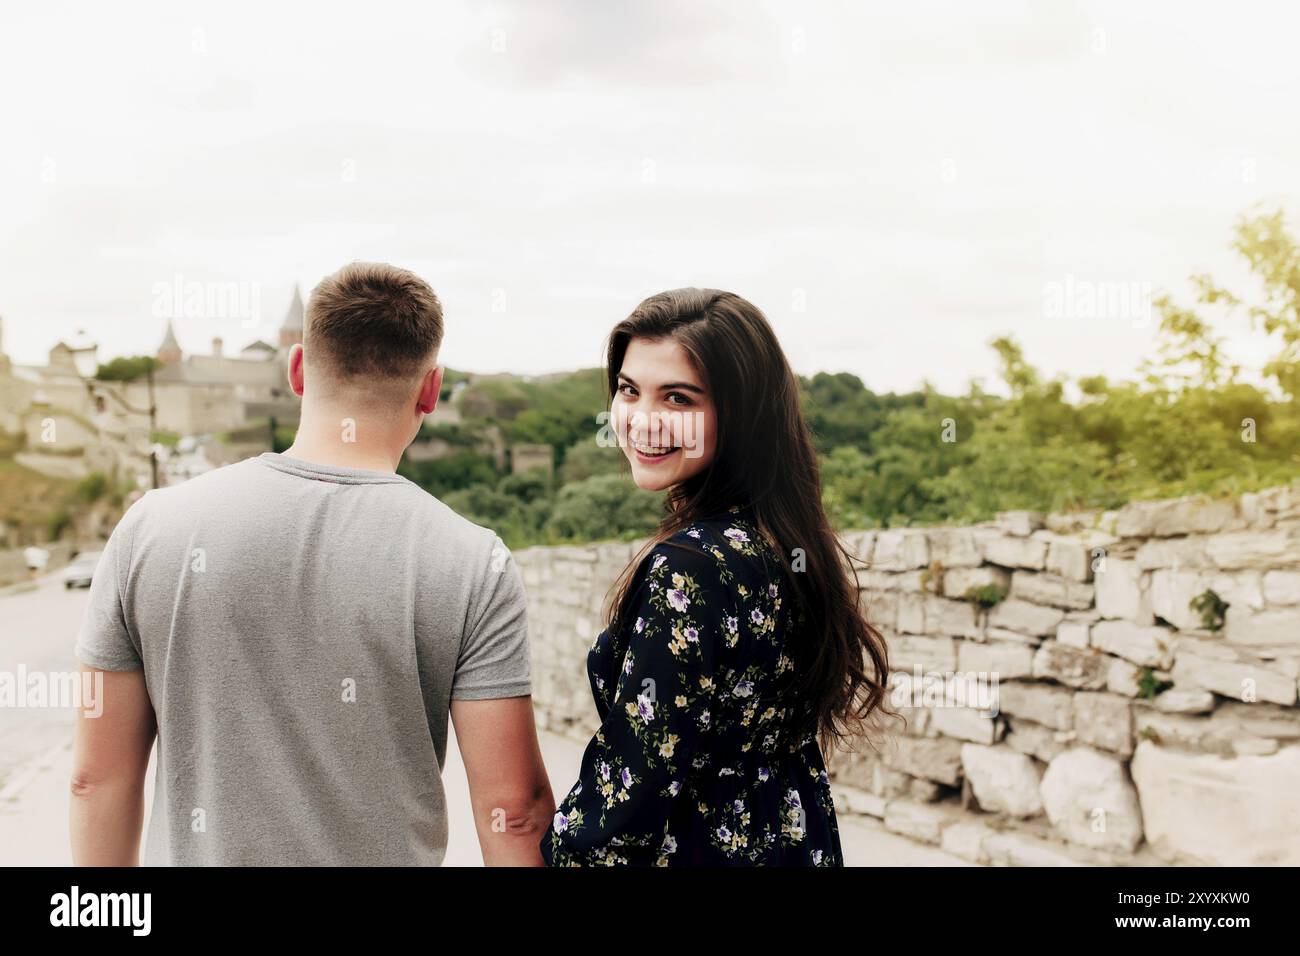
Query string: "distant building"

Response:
xmin=156 ymin=320 xmax=182 ymax=366
xmin=510 ymin=443 xmax=554 ymax=476
xmin=279 ymin=285 xmax=304 ymax=348
xmin=4 ymin=328 xmax=152 ymax=485
xmin=46 ymin=331 xmax=100 ymax=378
xmin=1 ymin=287 xmax=500 ymax=490
xmin=0 ymin=287 xmax=307 ymax=486
xmin=5 ymin=332 xmax=110 ymax=444
xmin=144 ymin=289 xmax=304 ymax=436
xmin=241 ymin=340 xmax=277 ymax=359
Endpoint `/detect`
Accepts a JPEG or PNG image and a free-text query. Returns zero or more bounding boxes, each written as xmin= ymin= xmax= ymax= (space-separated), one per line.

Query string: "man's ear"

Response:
xmin=287 ymin=343 xmax=306 ymax=397
xmin=417 ymin=365 xmax=443 ymax=415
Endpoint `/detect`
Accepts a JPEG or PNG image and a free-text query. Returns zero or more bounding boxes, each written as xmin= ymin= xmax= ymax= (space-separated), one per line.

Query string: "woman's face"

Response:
xmin=612 ymin=336 xmax=717 ymax=492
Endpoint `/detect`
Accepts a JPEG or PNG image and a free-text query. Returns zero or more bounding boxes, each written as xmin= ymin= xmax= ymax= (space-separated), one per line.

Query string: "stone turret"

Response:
xmin=157 ymin=319 xmax=182 ymax=365
xmin=279 ymin=285 xmax=304 ymax=348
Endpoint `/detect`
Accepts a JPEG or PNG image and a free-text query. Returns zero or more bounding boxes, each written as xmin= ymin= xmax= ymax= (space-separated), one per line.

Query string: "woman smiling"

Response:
xmin=540 ymin=288 xmax=895 ymax=867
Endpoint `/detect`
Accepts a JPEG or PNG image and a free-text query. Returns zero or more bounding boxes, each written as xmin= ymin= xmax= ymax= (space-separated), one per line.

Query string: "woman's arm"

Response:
xmin=542 ymin=542 xmax=731 ymax=866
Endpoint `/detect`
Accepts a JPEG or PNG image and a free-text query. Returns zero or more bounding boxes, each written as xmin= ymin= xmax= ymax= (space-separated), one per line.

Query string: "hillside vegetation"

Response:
xmin=397 ymin=208 xmax=1300 ymax=548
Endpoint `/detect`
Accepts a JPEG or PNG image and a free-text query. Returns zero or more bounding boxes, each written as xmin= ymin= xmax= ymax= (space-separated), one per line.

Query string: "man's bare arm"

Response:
xmin=70 ymin=665 xmax=156 ymax=866
xmin=450 ymin=695 xmax=554 ymax=866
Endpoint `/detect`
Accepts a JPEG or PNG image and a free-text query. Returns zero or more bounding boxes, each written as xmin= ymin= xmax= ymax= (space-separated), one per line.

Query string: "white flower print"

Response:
xmin=636 ymin=691 xmax=655 ymax=723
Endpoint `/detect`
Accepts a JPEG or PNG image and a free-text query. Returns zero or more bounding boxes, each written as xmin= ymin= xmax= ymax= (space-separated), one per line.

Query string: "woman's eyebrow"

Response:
xmin=617 ymin=373 xmax=704 ymax=394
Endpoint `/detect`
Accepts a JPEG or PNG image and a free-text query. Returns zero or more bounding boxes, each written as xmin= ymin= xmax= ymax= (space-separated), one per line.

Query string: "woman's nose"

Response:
xmin=634 ymin=409 xmax=675 ymax=445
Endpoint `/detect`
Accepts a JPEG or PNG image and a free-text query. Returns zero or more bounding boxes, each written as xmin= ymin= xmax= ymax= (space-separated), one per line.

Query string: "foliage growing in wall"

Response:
xmin=919 ymin=560 xmax=944 ymax=594
xmin=963 ymin=583 xmax=1007 ymax=609
xmin=1136 ymin=666 xmax=1174 ymax=700
xmin=1190 ymin=589 xmax=1229 ymax=632
xmin=1138 ymin=725 xmax=1162 ymax=744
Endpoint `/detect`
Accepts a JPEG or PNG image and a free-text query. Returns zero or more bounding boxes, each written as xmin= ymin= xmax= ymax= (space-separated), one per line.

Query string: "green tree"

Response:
xmin=95 ymin=356 xmax=161 ymax=382
xmin=546 ymin=474 xmax=663 ymax=542
xmin=398 ymin=450 xmax=500 ymax=497
xmin=76 ymin=471 xmax=110 ymax=503
xmin=557 ymin=438 xmax=625 ymax=484
xmin=498 ymin=467 xmax=552 ymax=504
xmin=800 ymin=371 xmax=925 ymax=455
xmin=442 ymin=483 xmax=538 ymax=547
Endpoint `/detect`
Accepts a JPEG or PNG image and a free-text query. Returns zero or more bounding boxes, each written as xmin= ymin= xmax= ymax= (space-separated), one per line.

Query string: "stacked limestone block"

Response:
xmin=832 ymin=483 xmax=1300 ymax=866
xmin=517 ymin=542 xmax=630 ymax=739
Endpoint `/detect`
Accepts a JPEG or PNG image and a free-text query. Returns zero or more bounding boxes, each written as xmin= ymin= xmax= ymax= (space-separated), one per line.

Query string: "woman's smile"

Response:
xmin=630 ymin=438 xmax=680 ymax=462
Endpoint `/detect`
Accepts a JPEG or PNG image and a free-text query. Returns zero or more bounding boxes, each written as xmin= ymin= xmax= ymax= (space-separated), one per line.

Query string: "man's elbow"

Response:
xmin=69 ymin=765 xmax=142 ymax=801
xmin=473 ymin=782 xmax=555 ymax=836
xmin=70 ymin=768 xmax=106 ymax=800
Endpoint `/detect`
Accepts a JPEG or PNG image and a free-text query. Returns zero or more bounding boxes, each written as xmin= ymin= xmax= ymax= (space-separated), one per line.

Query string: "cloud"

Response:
xmin=2 ymin=0 xmax=1299 ymax=397
xmin=461 ymin=0 xmax=784 ymax=88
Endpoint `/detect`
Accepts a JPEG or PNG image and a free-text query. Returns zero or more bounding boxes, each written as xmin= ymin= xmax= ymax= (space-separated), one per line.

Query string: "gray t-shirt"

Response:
xmin=75 ymin=452 xmax=531 ymax=866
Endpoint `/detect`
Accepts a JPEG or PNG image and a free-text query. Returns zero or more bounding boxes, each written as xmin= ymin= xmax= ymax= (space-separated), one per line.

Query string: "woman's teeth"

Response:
xmin=632 ymin=440 xmax=676 ymax=456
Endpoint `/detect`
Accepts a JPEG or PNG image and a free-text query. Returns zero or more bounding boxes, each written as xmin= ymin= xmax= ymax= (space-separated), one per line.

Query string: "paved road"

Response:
xmin=0 ymin=576 xmax=971 ymax=867
xmin=0 ymin=574 xmax=89 ymax=789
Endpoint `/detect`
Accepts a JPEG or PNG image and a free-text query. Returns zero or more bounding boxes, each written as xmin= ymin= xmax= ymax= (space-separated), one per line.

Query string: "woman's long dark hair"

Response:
xmin=604 ymin=288 xmax=898 ymax=754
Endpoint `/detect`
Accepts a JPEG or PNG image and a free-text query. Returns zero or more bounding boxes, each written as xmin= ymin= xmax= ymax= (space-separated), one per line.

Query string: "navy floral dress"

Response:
xmin=541 ymin=505 xmax=843 ymax=866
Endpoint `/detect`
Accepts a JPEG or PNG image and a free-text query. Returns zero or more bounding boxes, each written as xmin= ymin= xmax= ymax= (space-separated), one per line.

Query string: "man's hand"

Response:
xmin=450 ymin=696 xmax=554 ymax=866
xmin=70 ymin=665 xmax=156 ymax=866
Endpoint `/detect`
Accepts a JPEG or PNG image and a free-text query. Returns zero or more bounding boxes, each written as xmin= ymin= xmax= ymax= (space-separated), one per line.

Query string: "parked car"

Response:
xmin=63 ymin=551 xmax=103 ymax=589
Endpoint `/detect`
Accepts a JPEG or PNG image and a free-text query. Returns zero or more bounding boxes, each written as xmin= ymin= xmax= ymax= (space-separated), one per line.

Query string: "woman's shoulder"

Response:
xmin=643 ymin=507 xmax=780 ymax=586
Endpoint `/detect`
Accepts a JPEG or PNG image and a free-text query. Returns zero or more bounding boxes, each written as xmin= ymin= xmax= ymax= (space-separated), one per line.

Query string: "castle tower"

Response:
xmin=279 ymin=285 xmax=304 ymax=349
xmin=51 ymin=331 xmax=99 ymax=377
xmin=157 ymin=319 xmax=182 ymax=365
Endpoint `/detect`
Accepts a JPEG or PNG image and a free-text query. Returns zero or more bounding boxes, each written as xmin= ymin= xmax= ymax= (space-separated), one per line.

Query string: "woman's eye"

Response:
xmin=666 ymin=392 xmax=692 ymax=406
xmin=617 ymin=384 xmax=637 ymax=397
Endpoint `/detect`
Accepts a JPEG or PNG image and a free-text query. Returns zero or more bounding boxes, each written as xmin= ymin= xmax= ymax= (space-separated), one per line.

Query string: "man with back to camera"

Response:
xmin=70 ymin=262 xmax=555 ymax=865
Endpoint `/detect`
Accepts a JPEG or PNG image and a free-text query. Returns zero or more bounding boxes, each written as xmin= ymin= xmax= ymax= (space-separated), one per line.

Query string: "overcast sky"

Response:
xmin=2 ymin=1 xmax=1297 ymax=395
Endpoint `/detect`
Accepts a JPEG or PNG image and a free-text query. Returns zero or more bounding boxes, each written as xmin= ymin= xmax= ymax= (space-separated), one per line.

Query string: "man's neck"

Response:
xmin=283 ymin=409 xmax=408 ymax=473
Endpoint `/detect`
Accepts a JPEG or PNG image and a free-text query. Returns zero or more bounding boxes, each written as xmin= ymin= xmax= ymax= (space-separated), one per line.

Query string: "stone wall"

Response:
xmin=514 ymin=482 xmax=1300 ymax=867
